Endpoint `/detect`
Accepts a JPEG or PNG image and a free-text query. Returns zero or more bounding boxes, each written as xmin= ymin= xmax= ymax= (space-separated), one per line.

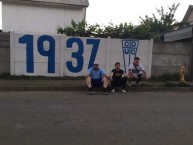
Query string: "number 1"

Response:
xmin=19 ymin=35 xmax=34 ymax=73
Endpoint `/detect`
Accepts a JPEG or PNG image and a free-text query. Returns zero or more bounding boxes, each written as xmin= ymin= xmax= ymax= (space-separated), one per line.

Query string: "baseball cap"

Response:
xmin=94 ymin=61 xmax=99 ymax=65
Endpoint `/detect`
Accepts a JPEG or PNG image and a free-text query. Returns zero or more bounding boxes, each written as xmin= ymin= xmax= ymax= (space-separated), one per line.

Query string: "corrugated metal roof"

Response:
xmin=164 ymin=26 xmax=193 ymax=42
xmin=1 ymin=0 xmax=89 ymax=7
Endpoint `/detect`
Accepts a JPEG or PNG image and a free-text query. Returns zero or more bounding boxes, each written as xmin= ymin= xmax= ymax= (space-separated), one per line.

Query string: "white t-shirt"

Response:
xmin=128 ymin=63 xmax=145 ymax=75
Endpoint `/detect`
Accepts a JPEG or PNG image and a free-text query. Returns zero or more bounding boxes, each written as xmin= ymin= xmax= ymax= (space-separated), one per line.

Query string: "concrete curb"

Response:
xmin=0 ymin=86 xmax=192 ymax=92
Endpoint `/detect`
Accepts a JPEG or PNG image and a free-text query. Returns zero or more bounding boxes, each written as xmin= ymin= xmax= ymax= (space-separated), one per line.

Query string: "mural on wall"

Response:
xmin=122 ymin=40 xmax=139 ymax=73
xmin=10 ymin=32 xmax=153 ymax=77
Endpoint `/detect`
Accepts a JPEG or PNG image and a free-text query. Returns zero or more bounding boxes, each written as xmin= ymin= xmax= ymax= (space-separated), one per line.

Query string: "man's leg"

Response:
xmin=86 ymin=76 xmax=92 ymax=88
xmin=111 ymin=80 xmax=115 ymax=91
xmin=102 ymin=77 xmax=109 ymax=95
xmin=128 ymin=74 xmax=137 ymax=87
xmin=111 ymin=79 xmax=119 ymax=92
xmin=85 ymin=76 xmax=94 ymax=94
xmin=121 ymin=77 xmax=127 ymax=90
xmin=136 ymin=74 xmax=143 ymax=84
xmin=111 ymin=81 xmax=115 ymax=89
xmin=103 ymin=77 xmax=108 ymax=88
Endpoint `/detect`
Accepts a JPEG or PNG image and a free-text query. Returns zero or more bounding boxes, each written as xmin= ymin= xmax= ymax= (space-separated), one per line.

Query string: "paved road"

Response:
xmin=0 ymin=91 xmax=193 ymax=145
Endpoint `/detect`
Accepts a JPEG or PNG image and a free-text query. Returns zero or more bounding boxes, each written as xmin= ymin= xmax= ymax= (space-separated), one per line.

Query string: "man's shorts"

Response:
xmin=91 ymin=78 xmax=103 ymax=87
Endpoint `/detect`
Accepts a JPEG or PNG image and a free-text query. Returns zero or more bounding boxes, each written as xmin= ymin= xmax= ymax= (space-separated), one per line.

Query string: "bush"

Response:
xmin=57 ymin=20 xmax=153 ymax=39
xmin=149 ymin=72 xmax=192 ymax=82
xmin=149 ymin=73 xmax=180 ymax=82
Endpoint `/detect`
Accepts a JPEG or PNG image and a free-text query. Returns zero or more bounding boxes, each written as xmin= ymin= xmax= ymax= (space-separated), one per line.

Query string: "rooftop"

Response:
xmin=1 ymin=0 xmax=89 ymax=7
xmin=182 ymin=5 xmax=193 ymax=22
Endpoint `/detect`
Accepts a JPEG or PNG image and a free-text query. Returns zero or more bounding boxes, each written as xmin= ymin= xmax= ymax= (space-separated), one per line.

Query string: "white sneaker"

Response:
xmin=111 ymin=89 xmax=115 ymax=93
xmin=121 ymin=89 xmax=126 ymax=93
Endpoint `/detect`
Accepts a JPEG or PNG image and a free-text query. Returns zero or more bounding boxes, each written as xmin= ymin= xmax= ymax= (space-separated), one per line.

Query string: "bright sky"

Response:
xmin=86 ymin=0 xmax=191 ymax=26
xmin=0 ymin=2 xmax=2 ymax=29
xmin=0 ymin=0 xmax=191 ymax=29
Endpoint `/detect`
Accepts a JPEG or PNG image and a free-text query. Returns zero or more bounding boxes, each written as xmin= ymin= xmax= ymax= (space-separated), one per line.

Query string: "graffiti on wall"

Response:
xmin=122 ymin=40 xmax=139 ymax=72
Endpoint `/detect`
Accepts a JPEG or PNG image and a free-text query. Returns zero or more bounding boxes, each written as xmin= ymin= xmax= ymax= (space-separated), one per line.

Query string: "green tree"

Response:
xmin=57 ymin=20 xmax=134 ymax=38
xmin=57 ymin=3 xmax=181 ymax=40
xmin=138 ymin=3 xmax=181 ymax=40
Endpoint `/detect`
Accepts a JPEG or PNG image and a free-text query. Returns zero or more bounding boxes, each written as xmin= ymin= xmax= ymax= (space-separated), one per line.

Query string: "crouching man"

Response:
xmin=128 ymin=57 xmax=147 ymax=86
xmin=110 ymin=62 xmax=127 ymax=93
xmin=85 ymin=61 xmax=109 ymax=95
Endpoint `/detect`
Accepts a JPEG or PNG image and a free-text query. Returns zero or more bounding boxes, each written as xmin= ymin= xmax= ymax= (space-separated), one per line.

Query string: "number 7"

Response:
xmin=87 ymin=39 xmax=100 ymax=69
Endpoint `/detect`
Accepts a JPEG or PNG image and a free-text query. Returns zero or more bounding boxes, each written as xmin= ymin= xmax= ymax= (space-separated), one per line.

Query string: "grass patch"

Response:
xmin=164 ymin=81 xmax=191 ymax=87
xmin=149 ymin=73 xmax=180 ymax=82
xmin=0 ymin=72 xmax=192 ymax=84
xmin=0 ymin=73 xmax=85 ymax=80
xmin=148 ymin=73 xmax=191 ymax=82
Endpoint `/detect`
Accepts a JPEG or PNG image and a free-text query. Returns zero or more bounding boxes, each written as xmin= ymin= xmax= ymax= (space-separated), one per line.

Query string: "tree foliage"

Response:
xmin=57 ymin=3 xmax=181 ymax=40
xmin=139 ymin=3 xmax=181 ymax=40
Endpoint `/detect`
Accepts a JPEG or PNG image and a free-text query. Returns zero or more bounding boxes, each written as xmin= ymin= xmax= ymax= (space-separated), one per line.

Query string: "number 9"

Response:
xmin=38 ymin=35 xmax=55 ymax=73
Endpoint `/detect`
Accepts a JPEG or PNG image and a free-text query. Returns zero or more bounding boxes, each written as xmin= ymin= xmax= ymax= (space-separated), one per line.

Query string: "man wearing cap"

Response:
xmin=128 ymin=57 xmax=147 ymax=86
xmin=85 ymin=61 xmax=109 ymax=95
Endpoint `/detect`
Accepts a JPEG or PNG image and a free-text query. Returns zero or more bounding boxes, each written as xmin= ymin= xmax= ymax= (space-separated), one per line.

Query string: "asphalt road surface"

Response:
xmin=0 ymin=91 xmax=193 ymax=145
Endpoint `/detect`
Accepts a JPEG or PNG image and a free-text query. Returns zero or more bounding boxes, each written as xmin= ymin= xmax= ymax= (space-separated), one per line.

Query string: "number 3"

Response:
xmin=66 ymin=38 xmax=84 ymax=73
xmin=66 ymin=38 xmax=100 ymax=73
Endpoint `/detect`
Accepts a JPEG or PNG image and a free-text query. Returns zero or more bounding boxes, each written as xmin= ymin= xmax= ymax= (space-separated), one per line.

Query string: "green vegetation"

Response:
xmin=164 ymin=81 xmax=191 ymax=87
xmin=149 ymin=72 xmax=191 ymax=82
xmin=0 ymin=73 xmax=85 ymax=80
xmin=149 ymin=73 xmax=181 ymax=82
xmin=57 ymin=3 xmax=183 ymax=40
xmin=0 ymin=72 xmax=191 ymax=82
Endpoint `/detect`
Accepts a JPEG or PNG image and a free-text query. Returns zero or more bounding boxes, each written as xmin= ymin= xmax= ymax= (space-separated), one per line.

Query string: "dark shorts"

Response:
xmin=91 ymin=78 xmax=103 ymax=87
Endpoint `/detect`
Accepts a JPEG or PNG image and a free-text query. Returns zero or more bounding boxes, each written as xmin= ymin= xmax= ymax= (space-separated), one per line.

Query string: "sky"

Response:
xmin=86 ymin=0 xmax=191 ymax=26
xmin=0 ymin=0 xmax=192 ymax=29
xmin=0 ymin=1 xmax=2 ymax=29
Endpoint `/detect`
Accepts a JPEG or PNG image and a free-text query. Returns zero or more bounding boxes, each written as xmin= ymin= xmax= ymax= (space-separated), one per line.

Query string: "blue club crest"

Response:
xmin=122 ymin=40 xmax=139 ymax=73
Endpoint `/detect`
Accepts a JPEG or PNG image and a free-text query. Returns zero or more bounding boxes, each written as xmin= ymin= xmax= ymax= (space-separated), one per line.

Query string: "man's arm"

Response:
xmin=121 ymin=69 xmax=128 ymax=78
xmin=140 ymin=65 xmax=148 ymax=79
xmin=110 ymin=71 xmax=114 ymax=80
xmin=128 ymin=69 xmax=134 ymax=75
xmin=85 ymin=68 xmax=92 ymax=78
xmin=128 ymin=64 xmax=134 ymax=75
xmin=103 ymin=73 xmax=110 ymax=79
xmin=142 ymin=70 xmax=148 ymax=79
xmin=100 ymin=68 xmax=110 ymax=79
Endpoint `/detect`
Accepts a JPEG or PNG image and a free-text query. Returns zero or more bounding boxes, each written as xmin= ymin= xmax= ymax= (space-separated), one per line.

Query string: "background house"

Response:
xmin=0 ymin=0 xmax=89 ymax=33
xmin=161 ymin=5 xmax=193 ymax=80
xmin=182 ymin=5 xmax=193 ymax=26
xmin=164 ymin=5 xmax=193 ymax=42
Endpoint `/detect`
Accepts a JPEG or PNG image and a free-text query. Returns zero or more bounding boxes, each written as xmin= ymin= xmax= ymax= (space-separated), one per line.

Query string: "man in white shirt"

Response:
xmin=128 ymin=57 xmax=147 ymax=85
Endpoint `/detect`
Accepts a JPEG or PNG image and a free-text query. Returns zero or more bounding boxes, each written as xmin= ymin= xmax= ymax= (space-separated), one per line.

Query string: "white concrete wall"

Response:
xmin=2 ymin=2 xmax=85 ymax=34
xmin=10 ymin=32 xmax=153 ymax=77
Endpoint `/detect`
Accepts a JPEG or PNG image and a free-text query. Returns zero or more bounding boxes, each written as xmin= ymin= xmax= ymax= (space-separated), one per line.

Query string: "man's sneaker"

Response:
xmin=111 ymin=89 xmax=115 ymax=93
xmin=103 ymin=88 xmax=108 ymax=95
xmin=121 ymin=89 xmax=126 ymax=93
xmin=89 ymin=87 xmax=95 ymax=95
xmin=135 ymin=81 xmax=140 ymax=86
xmin=128 ymin=80 xmax=131 ymax=87
xmin=90 ymin=91 xmax=95 ymax=95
